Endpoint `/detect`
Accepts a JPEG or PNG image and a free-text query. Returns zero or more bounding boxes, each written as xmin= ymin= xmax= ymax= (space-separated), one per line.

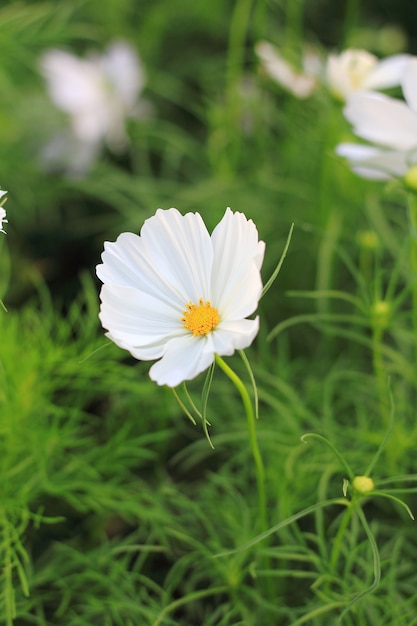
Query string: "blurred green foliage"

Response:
xmin=1 ymin=0 xmax=417 ymax=624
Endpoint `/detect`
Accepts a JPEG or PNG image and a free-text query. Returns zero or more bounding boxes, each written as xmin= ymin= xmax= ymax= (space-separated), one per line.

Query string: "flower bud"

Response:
xmin=352 ymin=475 xmax=374 ymax=494
xmin=356 ymin=230 xmax=378 ymax=251
xmin=404 ymin=165 xmax=417 ymax=192
xmin=371 ymin=300 xmax=390 ymax=329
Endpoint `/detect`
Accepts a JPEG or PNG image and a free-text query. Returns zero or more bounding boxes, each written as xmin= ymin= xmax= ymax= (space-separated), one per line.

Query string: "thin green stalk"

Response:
xmin=371 ymin=324 xmax=390 ymax=427
xmin=224 ymin=0 xmax=254 ymax=171
xmin=407 ymin=193 xmax=417 ymax=387
xmin=342 ymin=0 xmax=361 ymax=48
xmin=153 ymin=585 xmax=228 ymax=626
xmin=284 ymin=0 xmax=305 ymax=60
xmin=215 ymin=354 xmax=267 ymax=531
xmin=328 ymin=500 xmax=355 ymax=576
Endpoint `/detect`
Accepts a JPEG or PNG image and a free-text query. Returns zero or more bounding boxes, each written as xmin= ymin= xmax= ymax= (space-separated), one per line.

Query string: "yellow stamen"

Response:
xmin=181 ymin=298 xmax=220 ymax=336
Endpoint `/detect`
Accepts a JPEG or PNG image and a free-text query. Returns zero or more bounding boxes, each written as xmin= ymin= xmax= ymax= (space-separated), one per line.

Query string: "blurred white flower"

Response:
xmin=326 ymin=48 xmax=410 ymax=101
xmin=0 ymin=190 xmax=8 ymax=234
xmin=96 ymin=208 xmax=265 ymax=387
xmin=336 ymin=58 xmax=417 ymax=180
xmin=39 ymin=41 xmax=147 ymax=172
xmin=256 ymin=41 xmax=320 ymax=99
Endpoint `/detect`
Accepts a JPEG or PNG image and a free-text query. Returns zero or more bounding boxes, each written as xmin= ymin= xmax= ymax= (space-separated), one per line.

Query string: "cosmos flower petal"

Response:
xmin=326 ymin=49 xmax=377 ymax=100
xmin=97 ymin=232 xmax=184 ymax=309
xmin=105 ymin=332 xmax=168 ymax=361
xmin=99 ymin=284 xmax=183 ymax=348
xmin=365 ymin=54 xmax=410 ymax=90
xmin=97 ymin=208 xmax=214 ymax=308
xmin=212 ymin=319 xmax=260 ymax=355
xmin=211 ymin=208 xmax=265 ymax=319
xmin=336 ymin=143 xmax=411 ymax=178
xmin=149 ymin=335 xmax=215 ymax=387
xmin=344 ymin=92 xmax=417 ymax=150
xmin=0 ymin=190 xmax=8 ymax=234
xmin=40 ymin=51 xmax=103 ymax=114
xmin=401 ymin=58 xmax=417 ymax=115
xmin=138 ymin=208 xmax=214 ymax=303
xmin=100 ymin=42 xmax=145 ymax=110
xmin=0 ymin=207 xmax=7 ymax=233
xmin=256 ymin=41 xmax=317 ymax=99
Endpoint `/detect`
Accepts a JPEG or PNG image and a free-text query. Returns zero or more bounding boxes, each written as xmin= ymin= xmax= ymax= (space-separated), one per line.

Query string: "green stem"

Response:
xmin=371 ymin=325 xmax=390 ymax=427
xmin=328 ymin=498 xmax=355 ymax=576
xmin=408 ymin=193 xmax=417 ymax=388
xmin=215 ymin=354 xmax=267 ymax=531
xmin=224 ymin=0 xmax=254 ymax=172
xmin=342 ymin=0 xmax=360 ymax=48
xmin=284 ymin=0 xmax=305 ymax=60
xmin=153 ymin=585 xmax=228 ymax=626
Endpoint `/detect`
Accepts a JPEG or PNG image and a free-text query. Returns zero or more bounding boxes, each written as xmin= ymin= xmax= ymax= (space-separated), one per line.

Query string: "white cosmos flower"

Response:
xmin=255 ymin=41 xmax=319 ymax=99
xmin=326 ymin=49 xmax=410 ymax=101
xmin=96 ymin=208 xmax=265 ymax=387
xmin=39 ymin=41 xmax=147 ymax=171
xmin=0 ymin=190 xmax=8 ymax=234
xmin=336 ymin=57 xmax=417 ymax=180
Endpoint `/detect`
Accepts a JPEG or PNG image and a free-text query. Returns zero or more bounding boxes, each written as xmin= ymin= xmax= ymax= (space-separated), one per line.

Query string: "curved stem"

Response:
xmin=153 ymin=585 xmax=228 ymax=626
xmin=215 ymin=354 xmax=267 ymax=531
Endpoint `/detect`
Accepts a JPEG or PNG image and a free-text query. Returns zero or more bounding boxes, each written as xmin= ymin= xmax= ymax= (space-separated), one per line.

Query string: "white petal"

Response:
xmin=256 ymin=41 xmax=316 ymax=98
xmin=139 ymin=208 xmax=214 ymax=304
xmin=96 ymin=209 xmax=214 ymax=310
xmin=365 ymin=54 xmax=410 ymax=90
xmin=344 ymin=92 xmax=417 ymax=150
xmin=105 ymin=332 xmax=166 ymax=360
xmin=336 ymin=142 xmax=410 ymax=178
xmin=402 ymin=58 xmax=417 ymax=115
xmin=211 ymin=208 xmax=265 ymax=319
xmin=326 ymin=49 xmax=377 ymax=100
xmin=40 ymin=50 xmax=103 ymax=115
xmin=149 ymin=335 xmax=215 ymax=387
xmin=100 ymin=42 xmax=144 ymax=110
xmin=99 ymin=284 xmax=184 ymax=351
xmin=212 ymin=318 xmax=260 ymax=355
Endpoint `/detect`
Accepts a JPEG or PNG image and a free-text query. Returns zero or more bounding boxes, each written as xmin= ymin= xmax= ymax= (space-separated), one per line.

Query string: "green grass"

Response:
xmin=1 ymin=0 xmax=417 ymax=624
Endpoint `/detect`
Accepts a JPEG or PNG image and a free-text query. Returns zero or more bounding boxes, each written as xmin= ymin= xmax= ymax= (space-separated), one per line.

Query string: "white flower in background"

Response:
xmin=255 ymin=41 xmax=320 ymax=99
xmin=0 ymin=190 xmax=8 ymax=234
xmin=326 ymin=48 xmax=410 ymax=101
xmin=336 ymin=58 xmax=417 ymax=180
xmin=96 ymin=208 xmax=265 ymax=387
xmin=39 ymin=41 xmax=146 ymax=171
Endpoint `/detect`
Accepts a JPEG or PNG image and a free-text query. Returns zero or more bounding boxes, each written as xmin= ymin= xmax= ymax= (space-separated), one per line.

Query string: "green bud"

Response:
xmin=352 ymin=475 xmax=374 ymax=494
xmin=404 ymin=165 xmax=417 ymax=192
xmin=371 ymin=300 xmax=390 ymax=329
xmin=356 ymin=230 xmax=378 ymax=251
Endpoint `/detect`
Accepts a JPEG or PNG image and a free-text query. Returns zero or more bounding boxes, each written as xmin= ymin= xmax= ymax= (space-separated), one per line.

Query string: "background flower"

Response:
xmin=0 ymin=190 xmax=7 ymax=234
xmin=96 ymin=208 xmax=265 ymax=387
xmin=336 ymin=57 xmax=417 ymax=179
xmin=326 ymin=48 xmax=410 ymax=101
xmin=255 ymin=41 xmax=320 ymax=99
xmin=39 ymin=41 xmax=147 ymax=172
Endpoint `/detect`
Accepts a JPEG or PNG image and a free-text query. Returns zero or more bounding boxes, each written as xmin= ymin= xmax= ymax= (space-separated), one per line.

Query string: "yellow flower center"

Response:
xmin=181 ymin=298 xmax=220 ymax=336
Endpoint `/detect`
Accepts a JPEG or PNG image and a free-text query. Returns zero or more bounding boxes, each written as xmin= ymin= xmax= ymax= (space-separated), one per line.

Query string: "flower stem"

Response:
xmin=329 ymin=499 xmax=355 ymax=576
xmin=215 ymin=354 xmax=267 ymax=531
xmin=407 ymin=193 xmax=417 ymax=390
xmin=224 ymin=0 xmax=254 ymax=172
xmin=371 ymin=324 xmax=390 ymax=427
